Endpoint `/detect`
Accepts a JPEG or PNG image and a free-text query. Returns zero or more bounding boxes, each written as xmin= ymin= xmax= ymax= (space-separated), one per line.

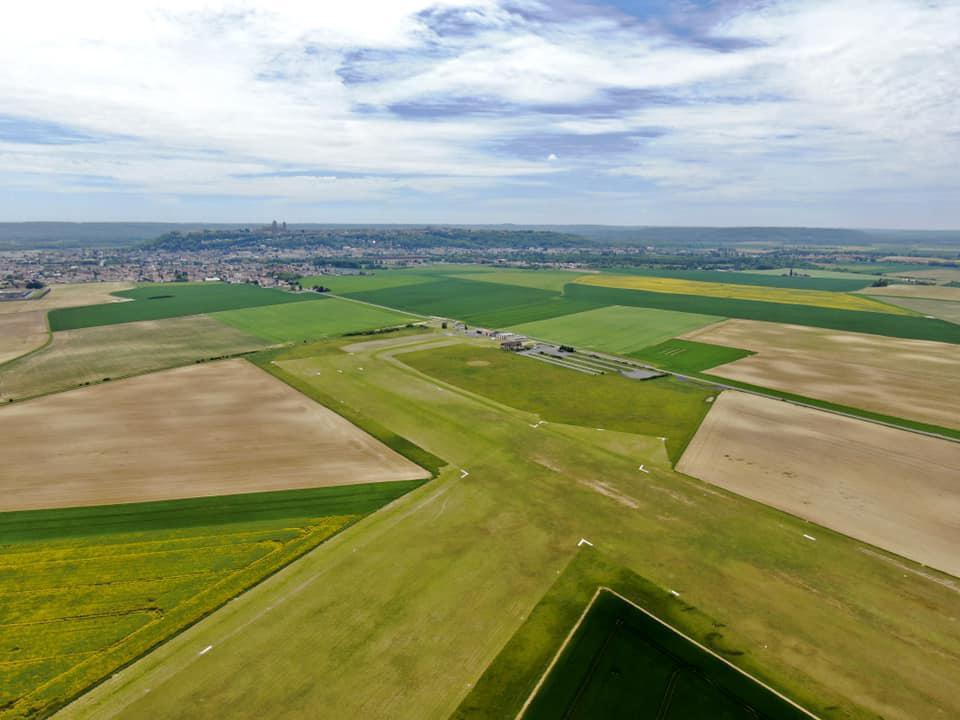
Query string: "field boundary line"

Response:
xmin=329 ymin=292 xmax=431 ymax=319
xmin=0 ymin=343 xmax=273 ymax=407
xmin=684 ymin=374 xmax=960 ymax=445
xmin=515 ymin=583 xmax=603 ymax=719
xmin=516 ymin=585 xmax=821 ymax=720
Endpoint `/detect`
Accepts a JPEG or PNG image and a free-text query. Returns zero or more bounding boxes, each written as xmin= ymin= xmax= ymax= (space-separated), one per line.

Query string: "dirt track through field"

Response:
xmin=0 ymin=359 xmax=429 ymax=511
xmin=679 ymin=391 xmax=960 ymax=577
xmin=683 ymin=319 xmax=960 ymax=429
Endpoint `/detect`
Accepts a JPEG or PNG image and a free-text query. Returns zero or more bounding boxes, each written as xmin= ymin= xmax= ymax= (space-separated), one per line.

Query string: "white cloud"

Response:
xmin=0 ymin=0 xmax=957 ymax=225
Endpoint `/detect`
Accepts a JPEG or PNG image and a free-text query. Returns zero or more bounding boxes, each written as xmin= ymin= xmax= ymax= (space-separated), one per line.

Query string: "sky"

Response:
xmin=0 ymin=0 xmax=957 ymax=227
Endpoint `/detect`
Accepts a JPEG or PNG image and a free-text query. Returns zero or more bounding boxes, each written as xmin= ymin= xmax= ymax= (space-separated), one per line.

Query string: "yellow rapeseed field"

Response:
xmin=574 ymin=274 xmax=912 ymax=314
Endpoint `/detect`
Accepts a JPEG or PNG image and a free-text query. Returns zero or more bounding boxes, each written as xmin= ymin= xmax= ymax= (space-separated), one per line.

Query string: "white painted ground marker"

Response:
xmin=460 ymin=469 xmax=469 ymax=479
xmin=578 ymin=538 xmax=593 ymax=547
xmin=529 ymin=420 xmax=545 ymax=428
xmin=199 ymin=645 xmax=213 ymax=656
xmin=337 ymin=369 xmax=343 ymax=374
xmin=803 ymin=534 xmax=817 ymax=542
xmin=670 ymin=590 xmax=680 ymax=597
xmin=638 ymin=464 xmax=650 ymax=474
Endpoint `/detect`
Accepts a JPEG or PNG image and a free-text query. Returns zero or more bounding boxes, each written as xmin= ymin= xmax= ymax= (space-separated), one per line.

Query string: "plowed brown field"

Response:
xmin=683 ymin=319 xmax=960 ymax=428
xmin=679 ymin=391 xmax=960 ymax=577
xmin=0 ymin=359 xmax=429 ymax=511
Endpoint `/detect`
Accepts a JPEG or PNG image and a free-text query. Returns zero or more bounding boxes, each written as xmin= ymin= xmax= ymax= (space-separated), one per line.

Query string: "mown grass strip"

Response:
xmin=0 ymin=481 xmax=424 ymax=544
xmin=400 ymin=343 xmax=715 ymax=464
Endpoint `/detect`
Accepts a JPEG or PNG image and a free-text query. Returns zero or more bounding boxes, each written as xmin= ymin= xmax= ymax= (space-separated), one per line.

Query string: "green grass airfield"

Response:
xmin=57 ymin=332 xmax=960 ymax=720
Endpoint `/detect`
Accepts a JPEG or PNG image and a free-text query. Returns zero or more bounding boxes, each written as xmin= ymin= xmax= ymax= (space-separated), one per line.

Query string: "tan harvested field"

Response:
xmin=860 ymin=283 xmax=960 ymax=302
xmin=0 ymin=359 xmax=429 ymax=511
xmin=682 ymin=319 xmax=960 ymax=428
xmin=0 ymin=310 xmax=48 ymax=364
xmin=893 ymin=267 xmax=960 ymax=285
xmin=0 ymin=314 xmax=269 ymax=401
xmin=871 ymin=296 xmax=960 ymax=325
xmin=678 ymin=391 xmax=960 ymax=577
xmin=0 ymin=281 xmax=132 ymax=315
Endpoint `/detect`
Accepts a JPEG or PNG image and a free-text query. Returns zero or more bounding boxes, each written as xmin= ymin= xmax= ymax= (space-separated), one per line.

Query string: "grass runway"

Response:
xmin=57 ymin=333 xmax=960 ymax=720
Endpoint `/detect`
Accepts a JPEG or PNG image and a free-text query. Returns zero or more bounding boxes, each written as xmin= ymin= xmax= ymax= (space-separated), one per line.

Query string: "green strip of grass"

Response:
xmin=630 ymin=339 xmax=753 ymax=373
xmin=562 ymin=283 xmax=960 ymax=344
xmin=49 ymin=282 xmax=318 ymax=331
xmin=249 ymin=345 xmax=447 ymax=476
xmin=693 ymin=373 xmax=960 ymax=440
xmin=0 ymin=480 xmax=425 ymax=544
xmin=400 ymin=343 xmax=715 ymax=464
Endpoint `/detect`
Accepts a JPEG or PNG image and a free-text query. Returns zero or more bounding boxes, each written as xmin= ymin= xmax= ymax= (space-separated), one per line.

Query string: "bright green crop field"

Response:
xmin=507 ymin=305 xmax=723 ymax=355
xmin=0 ymin=480 xmax=424 ymax=720
xmin=343 ymin=277 xmax=594 ymax=327
xmin=300 ymin=271 xmax=438 ymax=294
xmin=58 ymin=333 xmax=960 ymax=720
xmin=401 ymin=343 xmax=718 ymax=463
xmin=214 ymin=296 xmax=417 ymax=343
xmin=48 ymin=283 xmax=318 ymax=331
xmin=631 ymin=339 xmax=753 ymax=373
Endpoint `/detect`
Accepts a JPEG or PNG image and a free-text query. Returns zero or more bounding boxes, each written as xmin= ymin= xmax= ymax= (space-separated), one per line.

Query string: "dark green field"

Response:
xmin=48 ymin=283 xmax=319 ymax=331
xmin=563 ymin=283 xmax=960 ymax=343
xmin=401 ymin=343 xmax=715 ymax=463
xmin=631 ymin=339 xmax=753 ymax=373
xmin=525 ymin=590 xmax=810 ymax=720
xmin=343 ymin=277 xmax=593 ymax=327
xmin=609 ymin=267 xmax=873 ymax=292
xmin=0 ymin=480 xmax=425 ymax=718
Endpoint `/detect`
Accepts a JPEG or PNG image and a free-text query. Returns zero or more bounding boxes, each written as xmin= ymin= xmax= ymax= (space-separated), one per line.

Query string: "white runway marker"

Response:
xmin=803 ymin=534 xmax=817 ymax=542
xmin=199 ymin=645 xmax=213 ymax=656
xmin=577 ymin=538 xmax=593 ymax=547
xmin=638 ymin=464 xmax=650 ymax=474
xmin=460 ymin=469 xmax=469 ymax=479
xmin=529 ymin=420 xmax=545 ymax=428
xmin=337 ymin=369 xmax=343 ymax=374
xmin=670 ymin=590 xmax=680 ymax=597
